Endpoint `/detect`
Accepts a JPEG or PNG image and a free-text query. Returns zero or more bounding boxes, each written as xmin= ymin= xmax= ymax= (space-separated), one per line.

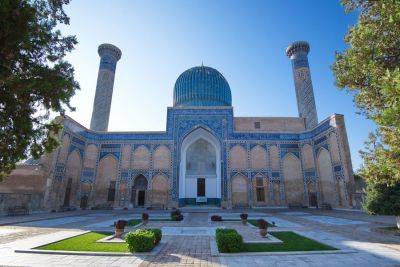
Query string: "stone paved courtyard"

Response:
xmin=0 ymin=208 xmax=399 ymax=266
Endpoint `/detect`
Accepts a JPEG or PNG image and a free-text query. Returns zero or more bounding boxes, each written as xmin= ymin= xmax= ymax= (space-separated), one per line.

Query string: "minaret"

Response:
xmin=286 ymin=41 xmax=318 ymax=129
xmin=90 ymin=43 xmax=122 ymax=131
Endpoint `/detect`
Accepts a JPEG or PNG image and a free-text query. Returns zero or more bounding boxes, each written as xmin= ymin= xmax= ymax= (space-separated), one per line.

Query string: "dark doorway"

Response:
xmin=138 ymin=190 xmax=145 ymax=206
xmin=309 ymin=193 xmax=318 ymax=207
xmin=80 ymin=195 xmax=88 ymax=209
xmin=197 ymin=178 xmax=205 ymax=197
xmin=63 ymin=178 xmax=72 ymax=207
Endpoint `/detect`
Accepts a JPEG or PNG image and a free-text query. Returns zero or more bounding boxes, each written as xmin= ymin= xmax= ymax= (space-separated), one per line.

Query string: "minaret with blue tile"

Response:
xmin=90 ymin=43 xmax=122 ymax=131
xmin=286 ymin=41 xmax=318 ymax=129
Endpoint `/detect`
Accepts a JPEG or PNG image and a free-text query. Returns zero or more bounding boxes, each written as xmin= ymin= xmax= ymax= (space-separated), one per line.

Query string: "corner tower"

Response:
xmin=90 ymin=43 xmax=122 ymax=131
xmin=286 ymin=41 xmax=318 ymax=129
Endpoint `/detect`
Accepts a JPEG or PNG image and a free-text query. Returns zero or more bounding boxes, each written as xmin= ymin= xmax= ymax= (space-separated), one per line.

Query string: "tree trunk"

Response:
xmin=397 ymin=216 xmax=400 ymax=229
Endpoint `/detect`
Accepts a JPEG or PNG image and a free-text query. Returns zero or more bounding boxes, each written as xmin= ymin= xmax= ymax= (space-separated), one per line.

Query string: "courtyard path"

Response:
xmin=140 ymin=213 xmax=221 ymax=267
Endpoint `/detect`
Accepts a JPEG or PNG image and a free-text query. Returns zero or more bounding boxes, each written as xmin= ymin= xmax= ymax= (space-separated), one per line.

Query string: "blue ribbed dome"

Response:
xmin=173 ymin=66 xmax=232 ymax=107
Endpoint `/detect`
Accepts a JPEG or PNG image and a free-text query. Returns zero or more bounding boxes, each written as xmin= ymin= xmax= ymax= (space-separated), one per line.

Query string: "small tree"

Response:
xmin=363 ymin=181 xmax=400 ymax=229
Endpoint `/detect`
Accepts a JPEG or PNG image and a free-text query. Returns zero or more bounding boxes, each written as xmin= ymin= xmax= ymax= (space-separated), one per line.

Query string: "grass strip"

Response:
xmin=37 ymin=232 xmax=129 ymax=252
xmin=247 ymin=220 xmax=276 ymax=227
xmin=241 ymin=231 xmax=337 ymax=252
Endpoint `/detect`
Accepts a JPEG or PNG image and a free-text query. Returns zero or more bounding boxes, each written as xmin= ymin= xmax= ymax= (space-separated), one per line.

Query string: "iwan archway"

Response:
xmin=179 ymin=127 xmax=221 ymax=206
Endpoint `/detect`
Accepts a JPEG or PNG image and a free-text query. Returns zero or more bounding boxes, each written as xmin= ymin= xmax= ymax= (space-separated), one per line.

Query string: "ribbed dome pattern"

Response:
xmin=173 ymin=66 xmax=232 ymax=107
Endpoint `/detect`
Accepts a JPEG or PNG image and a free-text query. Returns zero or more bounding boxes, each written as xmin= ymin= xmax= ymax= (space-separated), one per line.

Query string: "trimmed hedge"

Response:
xmin=125 ymin=229 xmax=155 ymax=252
xmin=215 ymin=228 xmax=243 ymax=252
xmin=148 ymin=228 xmax=162 ymax=244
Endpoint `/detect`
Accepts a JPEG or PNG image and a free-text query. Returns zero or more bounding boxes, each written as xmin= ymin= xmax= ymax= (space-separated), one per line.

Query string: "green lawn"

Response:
xmin=36 ymin=232 xmax=129 ymax=252
xmin=247 ymin=220 xmax=277 ymax=228
xmin=241 ymin=232 xmax=337 ymax=252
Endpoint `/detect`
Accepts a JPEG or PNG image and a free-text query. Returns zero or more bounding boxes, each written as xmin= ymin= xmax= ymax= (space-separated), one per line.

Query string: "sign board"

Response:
xmin=196 ymin=197 xmax=207 ymax=203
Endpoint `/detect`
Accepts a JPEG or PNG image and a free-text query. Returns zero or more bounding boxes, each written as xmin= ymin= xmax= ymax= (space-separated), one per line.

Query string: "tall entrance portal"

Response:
xmin=179 ymin=128 xmax=221 ymax=206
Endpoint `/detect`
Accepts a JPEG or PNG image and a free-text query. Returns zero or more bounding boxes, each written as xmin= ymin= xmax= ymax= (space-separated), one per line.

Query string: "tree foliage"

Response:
xmin=332 ymin=0 xmax=400 ymax=187
xmin=363 ymin=181 xmax=400 ymax=216
xmin=0 ymin=0 xmax=79 ymax=180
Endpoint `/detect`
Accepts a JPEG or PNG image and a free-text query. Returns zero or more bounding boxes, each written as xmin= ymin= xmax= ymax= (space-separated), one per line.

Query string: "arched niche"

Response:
xmin=62 ymin=149 xmax=82 ymax=207
xmin=153 ymin=145 xmax=171 ymax=170
xmin=131 ymin=174 xmax=148 ymax=207
xmin=229 ymin=145 xmax=247 ymax=169
xmin=132 ymin=145 xmax=150 ymax=169
xmin=83 ymin=144 xmax=98 ymax=168
xmin=250 ymin=145 xmax=268 ymax=169
xmin=95 ymin=154 xmax=118 ymax=205
xmin=179 ymin=127 xmax=221 ymax=202
xmin=282 ymin=153 xmax=304 ymax=205
xmin=151 ymin=174 xmax=169 ymax=206
xmin=231 ymin=174 xmax=248 ymax=207
xmin=317 ymin=148 xmax=336 ymax=206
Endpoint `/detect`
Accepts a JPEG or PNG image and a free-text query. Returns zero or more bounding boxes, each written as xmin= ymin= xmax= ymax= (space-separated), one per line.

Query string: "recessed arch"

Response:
xmin=250 ymin=145 xmax=268 ymax=169
xmin=317 ymin=148 xmax=336 ymax=206
xmin=132 ymin=145 xmax=150 ymax=169
xmin=179 ymin=127 xmax=221 ymax=202
xmin=153 ymin=145 xmax=171 ymax=169
xmin=231 ymin=173 xmax=248 ymax=207
xmin=282 ymin=153 xmax=304 ymax=205
xmin=229 ymin=145 xmax=247 ymax=169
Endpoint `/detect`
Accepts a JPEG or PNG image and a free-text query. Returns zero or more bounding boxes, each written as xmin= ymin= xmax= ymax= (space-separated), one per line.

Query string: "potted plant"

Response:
xmin=240 ymin=213 xmax=248 ymax=224
xmin=142 ymin=212 xmax=149 ymax=225
xmin=211 ymin=215 xmax=222 ymax=221
xmin=258 ymin=219 xmax=268 ymax=237
xmin=114 ymin=219 xmax=128 ymax=238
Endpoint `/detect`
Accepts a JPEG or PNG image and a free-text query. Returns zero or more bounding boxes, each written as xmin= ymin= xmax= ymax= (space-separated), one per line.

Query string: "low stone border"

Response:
xmin=15 ymin=241 xmax=166 ymax=257
xmin=210 ymin=240 xmax=356 ymax=256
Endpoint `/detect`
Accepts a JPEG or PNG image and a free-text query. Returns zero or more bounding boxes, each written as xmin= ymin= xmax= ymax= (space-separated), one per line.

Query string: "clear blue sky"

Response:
xmin=60 ymin=0 xmax=375 ymax=171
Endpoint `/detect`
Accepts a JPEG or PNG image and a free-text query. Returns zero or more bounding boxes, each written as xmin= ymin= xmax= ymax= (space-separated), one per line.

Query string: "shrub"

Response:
xmin=257 ymin=219 xmax=268 ymax=229
xmin=240 ymin=213 xmax=248 ymax=220
xmin=215 ymin=228 xmax=243 ymax=253
xmin=170 ymin=209 xmax=181 ymax=217
xmin=148 ymin=228 xmax=162 ymax=244
xmin=142 ymin=213 xmax=149 ymax=220
xmin=171 ymin=209 xmax=183 ymax=221
xmin=114 ymin=220 xmax=128 ymax=229
xmin=211 ymin=215 xmax=222 ymax=221
xmin=125 ymin=229 xmax=155 ymax=252
xmin=172 ymin=214 xmax=184 ymax=221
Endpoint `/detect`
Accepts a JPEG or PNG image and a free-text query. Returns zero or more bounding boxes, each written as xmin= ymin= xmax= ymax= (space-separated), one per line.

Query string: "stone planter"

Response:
xmin=241 ymin=219 xmax=247 ymax=225
xmin=115 ymin=228 xmax=124 ymax=238
xmin=259 ymin=228 xmax=268 ymax=237
xmin=142 ymin=219 xmax=149 ymax=226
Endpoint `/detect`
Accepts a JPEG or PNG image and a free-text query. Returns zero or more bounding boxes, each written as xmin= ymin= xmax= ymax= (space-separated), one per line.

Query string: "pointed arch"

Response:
xmin=317 ymin=148 xmax=336 ymax=206
xmin=231 ymin=173 xmax=248 ymax=207
xmin=153 ymin=145 xmax=171 ymax=169
xmin=132 ymin=145 xmax=150 ymax=169
xmin=282 ymin=153 xmax=304 ymax=205
xmin=151 ymin=173 xmax=169 ymax=206
xmin=250 ymin=145 xmax=268 ymax=169
xmin=63 ymin=149 xmax=82 ymax=207
xmin=95 ymin=154 xmax=118 ymax=205
xmin=179 ymin=127 xmax=221 ymax=200
xmin=253 ymin=173 xmax=268 ymax=204
xmin=229 ymin=145 xmax=247 ymax=169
